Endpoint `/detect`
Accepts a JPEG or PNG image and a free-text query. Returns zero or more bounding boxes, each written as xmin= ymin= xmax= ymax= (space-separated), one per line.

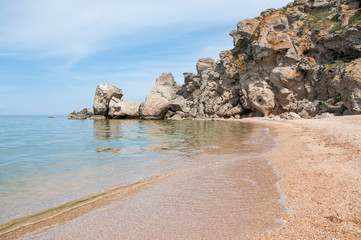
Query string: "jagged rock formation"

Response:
xmin=165 ymin=0 xmax=361 ymax=119
xmin=93 ymin=84 xmax=123 ymax=116
xmin=139 ymin=72 xmax=179 ymax=119
xmin=69 ymin=0 xmax=361 ymax=120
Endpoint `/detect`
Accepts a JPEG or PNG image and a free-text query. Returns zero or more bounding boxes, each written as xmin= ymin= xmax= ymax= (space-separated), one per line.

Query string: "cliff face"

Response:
xmin=166 ymin=0 xmax=361 ymax=119
xmin=69 ymin=0 xmax=361 ymax=120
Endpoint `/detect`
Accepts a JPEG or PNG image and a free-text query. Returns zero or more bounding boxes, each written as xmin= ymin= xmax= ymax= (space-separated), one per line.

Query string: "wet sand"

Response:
xmin=243 ymin=115 xmax=361 ymax=239
xmin=18 ymin=155 xmax=285 ymax=240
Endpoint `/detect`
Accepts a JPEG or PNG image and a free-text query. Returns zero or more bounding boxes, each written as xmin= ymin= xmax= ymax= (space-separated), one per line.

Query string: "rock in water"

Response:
xmin=68 ymin=108 xmax=94 ymax=120
xmin=108 ymin=98 xmax=140 ymax=119
xmin=139 ymin=73 xmax=179 ymax=119
xmin=93 ymin=84 xmax=123 ymax=116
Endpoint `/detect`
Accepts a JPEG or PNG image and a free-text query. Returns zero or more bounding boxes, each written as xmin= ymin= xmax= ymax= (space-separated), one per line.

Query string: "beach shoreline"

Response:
xmin=1 ymin=116 xmax=361 ymax=239
xmin=241 ymin=115 xmax=361 ymax=239
xmin=2 ymin=120 xmax=286 ymax=240
xmin=0 ymin=175 xmax=172 ymax=239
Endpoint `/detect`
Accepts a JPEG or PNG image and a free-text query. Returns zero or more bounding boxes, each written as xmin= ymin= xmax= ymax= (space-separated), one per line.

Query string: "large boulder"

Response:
xmin=108 ymin=97 xmax=140 ymax=119
xmin=242 ymin=82 xmax=275 ymax=117
xmin=139 ymin=73 xmax=179 ymax=119
xmin=93 ymin=84 xmax=123 ymax=116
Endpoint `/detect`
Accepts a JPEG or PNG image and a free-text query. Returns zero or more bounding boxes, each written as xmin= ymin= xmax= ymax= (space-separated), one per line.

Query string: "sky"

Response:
xmin=0 ymin=0 xmax=290 ymax=115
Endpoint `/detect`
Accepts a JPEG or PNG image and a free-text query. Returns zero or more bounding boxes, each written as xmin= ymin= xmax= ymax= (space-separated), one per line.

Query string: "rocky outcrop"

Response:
xmin=163 ymin=0 xmax=361 ymax=119
xmin=139 ymin=73 xmax=179 ymax=119
xmin=70 ymin=0 xmax=361 ymax=120
xmin=68 ymin=74 xmax=179 ymax=120
xmin=68 ymin=108 xmax=94 ymax=120
xmin=93 ymin=84 xmax=123 ymax=116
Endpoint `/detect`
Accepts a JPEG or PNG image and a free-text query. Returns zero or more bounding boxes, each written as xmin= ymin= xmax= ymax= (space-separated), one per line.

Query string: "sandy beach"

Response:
xmin=245 ymin=115 xmax=361 ymax=239
xmin=1 ymin=115 xmax=361 ymax=239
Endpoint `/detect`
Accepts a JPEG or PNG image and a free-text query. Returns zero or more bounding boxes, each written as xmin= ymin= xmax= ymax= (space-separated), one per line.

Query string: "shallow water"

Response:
xmin=0 ymin=116 xmax=285 ymax=236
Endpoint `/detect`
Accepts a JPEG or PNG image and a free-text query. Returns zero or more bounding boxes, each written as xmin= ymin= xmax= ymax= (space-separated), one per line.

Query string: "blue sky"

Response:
xmin=0 ymin=0 xmax=290 ymax=115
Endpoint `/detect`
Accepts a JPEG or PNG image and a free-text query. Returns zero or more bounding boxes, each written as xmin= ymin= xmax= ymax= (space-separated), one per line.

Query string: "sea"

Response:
xmin=0 ymin=115 xmax=287 ymax=235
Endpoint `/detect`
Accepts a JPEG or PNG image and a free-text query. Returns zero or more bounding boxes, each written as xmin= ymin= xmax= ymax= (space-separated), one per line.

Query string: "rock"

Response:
xmin=298 ymin=109 xmax=310 ymax=118
xmin=231 ymin=18 xmax=260 ymax=48
xmin=181 ymin=72 xmax=201 ymax=98
xmin=76 ymin=0 xmax=361 ymax=120
xmin=261 ymin=8 xmax=277 ymax=18
xmin=312 ymin=0 xmax=332 ymax=8
xmin=347 ymin=0 xmax=360 ymax=9
xmin=241 ymin=80 xmax=275 ymax=117
xmin=68 ymin=108 xmax=94 ymax=120
xmin=270 ymin=67 xmax=302 ymax=87
xmin=90 ymin=115 xmax=107 ymax=120
xmin=139 ymin=73 xmax=179 ymax=119
xmin=169 ymin=96 xmax=188 ymax=112
xmin=341 ymin=59 xmax=361 ymax=114
xmin=286 ymin=5 xmax=307 ymax=22
xmin=196 ymin=58 xmax=215 ymax=75
xmin=320 ymin=112 xmax=335 ymax=118
xmin=93 ymin=84 xmax=123 ymax=116
xmin=272 ymin=115 xmax=282 ymax=120
xmin=170 ymin=114 xmax=183 ymax=120
xmin=108 ymin=97 xmax=140 ymax=119
xmin=289 ymin=112 xmax=301 ymax=119
xmin=248 ymin=88 xmax=275 ymax=117
xmin=236 ymin=18 xmax=260 ymax=40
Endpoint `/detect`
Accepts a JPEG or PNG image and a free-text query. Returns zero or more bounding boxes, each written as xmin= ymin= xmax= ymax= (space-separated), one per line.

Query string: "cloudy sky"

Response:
xmin=0 ymin=0 xmax=290 ymax=115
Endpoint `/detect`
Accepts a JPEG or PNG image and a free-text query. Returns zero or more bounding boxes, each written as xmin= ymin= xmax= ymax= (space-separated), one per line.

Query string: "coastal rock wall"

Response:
xmin=166 ymin=0 xmax=361 ymax=119
xmin=69 ymin=0 xmax=361 ymax=120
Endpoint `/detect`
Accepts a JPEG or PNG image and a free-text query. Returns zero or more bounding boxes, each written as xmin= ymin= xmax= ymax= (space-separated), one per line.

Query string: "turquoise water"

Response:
xmin=0 ymin=116 xmax=271 ymax=225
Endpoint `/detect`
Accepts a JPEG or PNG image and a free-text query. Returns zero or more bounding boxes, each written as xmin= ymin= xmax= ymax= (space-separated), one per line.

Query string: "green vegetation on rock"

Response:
xmin=349 ymin=10 xmax=361 ymax=25
xmin=329 ymin=22 xmax=341 ymax=33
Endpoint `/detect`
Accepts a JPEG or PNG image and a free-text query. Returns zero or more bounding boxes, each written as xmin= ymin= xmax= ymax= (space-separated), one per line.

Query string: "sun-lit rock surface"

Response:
xmin=70 ymin=0 xmax=361 ymax=120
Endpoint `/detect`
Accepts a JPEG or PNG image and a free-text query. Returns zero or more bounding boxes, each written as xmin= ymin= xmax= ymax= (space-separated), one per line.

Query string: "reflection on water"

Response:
xmin=0 ymin=116 xmax=269 ymax=226
xmin=93 ymin=119 xmax=256 ymax=157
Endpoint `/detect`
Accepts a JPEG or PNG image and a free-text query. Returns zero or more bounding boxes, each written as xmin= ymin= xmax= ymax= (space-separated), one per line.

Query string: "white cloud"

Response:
xmin=0 ymin=0 xmax=290 ymax=59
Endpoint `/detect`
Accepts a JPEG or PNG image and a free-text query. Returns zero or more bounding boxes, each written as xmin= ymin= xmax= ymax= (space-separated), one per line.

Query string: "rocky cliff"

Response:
xmin=69 ymin=0 xmax=361 ymax=120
